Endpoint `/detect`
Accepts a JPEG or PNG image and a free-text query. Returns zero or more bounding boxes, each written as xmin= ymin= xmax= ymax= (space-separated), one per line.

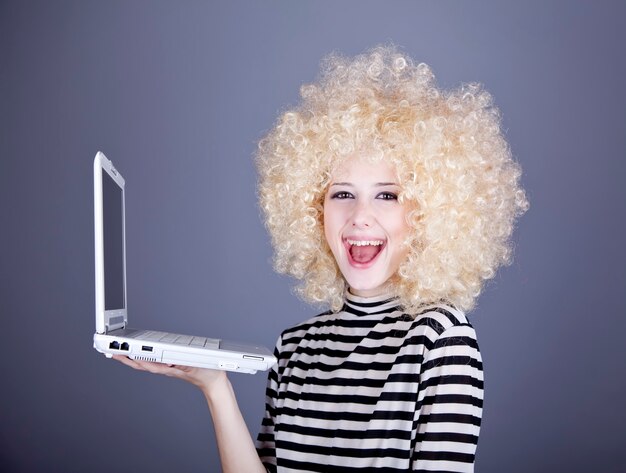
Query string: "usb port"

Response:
xmin=142 ymin=346 xmax=153 ymax=352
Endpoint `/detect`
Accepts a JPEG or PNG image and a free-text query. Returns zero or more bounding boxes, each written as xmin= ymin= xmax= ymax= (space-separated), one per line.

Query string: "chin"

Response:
xmin=345 ymin=277 xmax=390 ymax=297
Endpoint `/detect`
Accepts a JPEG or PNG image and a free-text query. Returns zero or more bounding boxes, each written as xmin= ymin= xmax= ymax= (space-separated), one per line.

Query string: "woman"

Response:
xmin=116 ymin=45 xmax=527 ymax=472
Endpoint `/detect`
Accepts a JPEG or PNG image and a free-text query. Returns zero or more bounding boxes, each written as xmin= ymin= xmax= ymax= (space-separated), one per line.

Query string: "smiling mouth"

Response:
xmin=346 ymin=239 xmax=385 ymax=265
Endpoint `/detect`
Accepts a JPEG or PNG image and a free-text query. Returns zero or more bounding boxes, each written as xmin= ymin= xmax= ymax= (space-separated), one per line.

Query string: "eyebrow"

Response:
xmin=329 ymin=182 xmax=398 ymax=187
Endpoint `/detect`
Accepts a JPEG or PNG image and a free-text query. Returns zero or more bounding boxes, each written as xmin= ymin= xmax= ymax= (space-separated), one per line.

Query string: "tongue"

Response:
xmin=350 ymin=245 xmax=381 ymax=264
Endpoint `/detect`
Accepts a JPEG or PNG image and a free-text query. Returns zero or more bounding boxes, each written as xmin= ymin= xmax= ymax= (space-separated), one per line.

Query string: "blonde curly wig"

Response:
xmin=257 ymin=45 xmax=528 ymax=314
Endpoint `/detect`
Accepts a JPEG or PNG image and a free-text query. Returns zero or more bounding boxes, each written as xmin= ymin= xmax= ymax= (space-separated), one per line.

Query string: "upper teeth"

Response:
xmin=347 ymin=239 xmax=384 ymax=247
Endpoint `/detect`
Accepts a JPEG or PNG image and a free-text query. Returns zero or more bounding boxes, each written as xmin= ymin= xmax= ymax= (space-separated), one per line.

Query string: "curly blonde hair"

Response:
xmin=257 ymin=45 xmax=528 ymax=314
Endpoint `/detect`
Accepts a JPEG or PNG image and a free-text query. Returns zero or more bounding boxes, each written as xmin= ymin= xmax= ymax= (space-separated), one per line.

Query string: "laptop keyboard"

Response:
xmin=129 ymin=330 xmax=220 ymax=349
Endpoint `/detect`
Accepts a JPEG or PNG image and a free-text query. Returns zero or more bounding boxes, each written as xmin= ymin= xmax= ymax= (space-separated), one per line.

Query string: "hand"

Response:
xmin=112 ymin=355 xmax=228 ymax=397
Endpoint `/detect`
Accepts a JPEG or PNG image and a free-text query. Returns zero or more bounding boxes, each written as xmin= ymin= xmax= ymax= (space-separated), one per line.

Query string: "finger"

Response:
xmin=112 ymin=355 xmax=145 ymax=370
xmin=112 ymin=356 xmax=173 ymax=374
xmin=130 ymin=359 xmax=189 ymax=377
xmin=112 ymin=355 xmax=192 ymax=379
xmin=171 ymin=364 xmax=194 ymax=373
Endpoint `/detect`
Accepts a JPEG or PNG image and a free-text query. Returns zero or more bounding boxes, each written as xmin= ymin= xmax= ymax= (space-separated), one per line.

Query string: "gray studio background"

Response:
xmin=1 ymin=1 xmax=625 ymax=472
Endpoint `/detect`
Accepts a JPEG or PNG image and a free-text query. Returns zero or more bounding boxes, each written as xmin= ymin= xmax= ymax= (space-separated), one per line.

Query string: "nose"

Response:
xmin=351 ymin=199 xmax=373 ymax=228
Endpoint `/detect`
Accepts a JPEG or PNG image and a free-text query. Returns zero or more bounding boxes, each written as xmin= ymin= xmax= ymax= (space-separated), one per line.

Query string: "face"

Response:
xmin=323 ymin=156 xmax=411 ymax=298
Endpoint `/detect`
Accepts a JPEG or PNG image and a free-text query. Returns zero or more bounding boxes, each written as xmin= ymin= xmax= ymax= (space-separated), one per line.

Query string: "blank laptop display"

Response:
xmin=93 ymin=151 xmax=276 ymax=374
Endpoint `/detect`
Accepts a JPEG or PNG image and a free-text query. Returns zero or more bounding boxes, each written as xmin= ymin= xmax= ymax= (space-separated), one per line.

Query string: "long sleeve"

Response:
xmin=256 ymin=338 xmax=282 ymax=473
xmin=412 ymin=323 xmax=484 ymax=472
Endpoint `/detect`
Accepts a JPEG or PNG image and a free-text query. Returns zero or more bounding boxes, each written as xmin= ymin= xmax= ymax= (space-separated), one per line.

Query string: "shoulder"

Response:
xmin=272 ymin=309 xmax=340 ymax=353
xmin=408 ymin=304 xmax=478 ymax=350
xmin=413 ymin=304 xmax=471 ymax=331
xmin=280 ymin=309 xmax=338 ymax=338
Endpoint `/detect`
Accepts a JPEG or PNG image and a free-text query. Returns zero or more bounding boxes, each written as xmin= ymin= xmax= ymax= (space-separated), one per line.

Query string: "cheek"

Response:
xmin=322 ymin=205 xmax=334 ymax=248
xmin=323 ymin=215 xmax=331 ymax=247
xmin=322 ymin=205 xmax=346 ymax=260
xmin=399 ymin=217 xmax=411 ymax=239
xmin=323 ymin=210 xmax=338 ymax=246
xmin=388 ymin=210 xmax=412 ymax=250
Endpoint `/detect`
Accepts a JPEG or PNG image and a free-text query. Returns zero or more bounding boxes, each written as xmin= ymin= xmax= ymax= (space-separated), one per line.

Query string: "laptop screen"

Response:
xmin=102 ymin=171 xmax=125 ymax=311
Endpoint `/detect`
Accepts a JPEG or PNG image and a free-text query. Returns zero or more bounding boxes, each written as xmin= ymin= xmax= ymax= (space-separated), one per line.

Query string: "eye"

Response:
xmin=331 ymin=191 xmax=354 ymax=199
xmin=376 ymin=191 xmax=398 ymax=201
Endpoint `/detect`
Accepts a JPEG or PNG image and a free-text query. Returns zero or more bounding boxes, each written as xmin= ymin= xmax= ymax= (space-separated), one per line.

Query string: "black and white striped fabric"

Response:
xmin=256 ymin=293 xmax=484 ymax=472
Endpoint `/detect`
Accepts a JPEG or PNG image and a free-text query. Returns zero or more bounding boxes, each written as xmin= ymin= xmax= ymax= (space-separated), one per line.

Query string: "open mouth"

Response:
xmin=345 ymin=238 xmax=385 ymax=265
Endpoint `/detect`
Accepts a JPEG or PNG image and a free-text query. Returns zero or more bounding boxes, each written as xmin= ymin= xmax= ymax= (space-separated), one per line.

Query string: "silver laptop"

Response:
xmin=93 ymin=151 xmax=276 ymax=374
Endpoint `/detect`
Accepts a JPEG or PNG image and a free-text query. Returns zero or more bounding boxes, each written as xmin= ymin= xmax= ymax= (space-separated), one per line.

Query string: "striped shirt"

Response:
xmin=256 ymin=293 xmax=484 ymax=472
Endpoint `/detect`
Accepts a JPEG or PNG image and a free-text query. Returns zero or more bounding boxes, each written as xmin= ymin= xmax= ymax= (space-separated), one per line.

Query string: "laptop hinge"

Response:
xmin=105 ymin=314 xmax=126 ymax=333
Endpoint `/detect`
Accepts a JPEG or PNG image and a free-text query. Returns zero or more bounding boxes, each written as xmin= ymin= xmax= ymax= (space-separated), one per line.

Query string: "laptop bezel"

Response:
xmin=94 ymin=151 xmax=128 ymax=334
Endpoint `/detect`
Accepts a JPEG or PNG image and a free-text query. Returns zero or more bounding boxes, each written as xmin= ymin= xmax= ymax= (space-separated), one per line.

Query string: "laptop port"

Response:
xmin=120 ymin=342 xmax=130 ymax=351
xmin=109 ymin=341 xmax=120 ymax=350
xmin=142 ymin=346 xmax=153 ymax=352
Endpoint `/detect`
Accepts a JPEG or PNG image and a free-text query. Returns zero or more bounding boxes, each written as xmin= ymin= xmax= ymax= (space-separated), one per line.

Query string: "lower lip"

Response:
xmin=344 ymin=241 xmax=386 ymax=269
